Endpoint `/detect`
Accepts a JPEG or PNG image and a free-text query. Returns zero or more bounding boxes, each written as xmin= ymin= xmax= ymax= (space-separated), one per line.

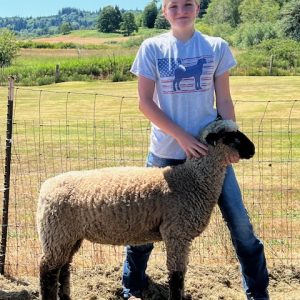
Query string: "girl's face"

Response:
xmin=163 ymin=0 xmax=200 ymax=32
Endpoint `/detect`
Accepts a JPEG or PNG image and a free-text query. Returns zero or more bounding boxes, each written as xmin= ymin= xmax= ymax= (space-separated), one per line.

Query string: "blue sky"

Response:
xmin=1 ymin=0 xmax=157 ymax=18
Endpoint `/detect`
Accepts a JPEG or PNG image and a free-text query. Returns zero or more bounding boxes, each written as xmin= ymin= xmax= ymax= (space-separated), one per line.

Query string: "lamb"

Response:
xmin=36 ymin=119 xmax=255 ymax=300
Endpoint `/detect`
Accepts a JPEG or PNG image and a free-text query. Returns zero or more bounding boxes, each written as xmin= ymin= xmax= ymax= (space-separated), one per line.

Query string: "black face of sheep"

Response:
xmin=205 ymin=130 xmax=255 ymax=159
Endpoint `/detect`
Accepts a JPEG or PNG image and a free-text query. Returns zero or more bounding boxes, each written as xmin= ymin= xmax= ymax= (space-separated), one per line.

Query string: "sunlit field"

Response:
xmin=0 ymin=77 xmax=299 ymax=282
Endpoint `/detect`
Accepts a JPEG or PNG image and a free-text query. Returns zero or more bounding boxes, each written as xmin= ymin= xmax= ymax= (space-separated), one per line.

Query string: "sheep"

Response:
xmin=36 ymin=119 xmax=255 ymax=300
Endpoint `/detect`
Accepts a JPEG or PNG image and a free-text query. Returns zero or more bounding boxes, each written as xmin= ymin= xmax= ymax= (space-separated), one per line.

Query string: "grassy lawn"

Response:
xmin=0 ymin=76 xmax=299 ymax=276
xmin=1 ymin=76 xmax=299 ymax=120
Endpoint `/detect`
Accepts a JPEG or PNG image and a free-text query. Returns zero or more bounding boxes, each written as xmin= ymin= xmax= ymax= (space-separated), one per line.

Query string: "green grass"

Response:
xmin=2 ymin=77 xmax=299 ymax=120
xmin=0 ymin=77 xmax=299 ymax=276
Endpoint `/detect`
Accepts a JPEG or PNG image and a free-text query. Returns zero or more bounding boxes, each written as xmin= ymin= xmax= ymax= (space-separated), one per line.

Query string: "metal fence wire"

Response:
xmin=0 ymin=84 xmax=299 ymax=277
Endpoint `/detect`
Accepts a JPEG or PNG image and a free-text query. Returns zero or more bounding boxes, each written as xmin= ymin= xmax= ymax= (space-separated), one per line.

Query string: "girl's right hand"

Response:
xmin=176 ymin=132 xmax=208 ymax=159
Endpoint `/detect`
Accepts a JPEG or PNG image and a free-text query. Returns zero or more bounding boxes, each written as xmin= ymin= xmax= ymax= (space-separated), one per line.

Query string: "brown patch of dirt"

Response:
xmin=32 ymin=36 xmax=131 ymax=45
xmin=0 ymin=264 xmax=299 ymax=299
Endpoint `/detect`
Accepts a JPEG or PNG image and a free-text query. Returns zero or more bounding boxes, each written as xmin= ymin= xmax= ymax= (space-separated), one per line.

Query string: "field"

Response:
xmin=0 ymin=72 xmax=300 ymax=299
xmin=1 ymin=27 xmax=299 ymax=87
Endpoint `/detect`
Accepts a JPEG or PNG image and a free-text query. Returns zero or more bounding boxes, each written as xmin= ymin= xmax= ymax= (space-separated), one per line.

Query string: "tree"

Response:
xmin=203 ymin=0 xmax=241 ymax=27
xmin=239 ymin=0 xmax=280 ymax=23
xmin=199 ymin=0 xmax=211 ymax=17
xmin=154 ymin=12 xmax=170 ymax=29
xmin=114 ymin=6 xmax=123 ymax=28
xmin=143 ymin=1 xmax=158 ymax=28
xmin=120 ymin=12 xmax=138 ymax=36
xmin=97 ymin=6 xmax=122 ymax=33
xmin=0 ymin=29 xmax=19 ymax=67
xmin=279 ymin=0 xmax=300 ymax=41
xmin=59 ymin=22 xmax=72 ymax=35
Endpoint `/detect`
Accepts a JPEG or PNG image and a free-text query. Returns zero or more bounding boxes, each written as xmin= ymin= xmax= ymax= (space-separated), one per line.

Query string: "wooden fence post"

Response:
xmin=269 ymin=55 xmax=274 ymax=76
xmin=55 ymin=64 xmax=60 ymax=83
xmin=0 ymin=76 xmax=15 ymax=274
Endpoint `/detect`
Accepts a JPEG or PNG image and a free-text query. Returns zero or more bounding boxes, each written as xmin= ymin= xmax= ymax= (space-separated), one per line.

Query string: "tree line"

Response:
xmin=0 ymin=0 xmax=299 ymax=69
xmin=0 ymin=7 xmax=98 ymax=36
xmin=0 ymin=0 xmax=299 ymax=42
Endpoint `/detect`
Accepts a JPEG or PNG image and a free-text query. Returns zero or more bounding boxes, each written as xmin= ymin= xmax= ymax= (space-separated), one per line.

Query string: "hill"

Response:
xmin=0 ymin=7 xmax=99 ymax=36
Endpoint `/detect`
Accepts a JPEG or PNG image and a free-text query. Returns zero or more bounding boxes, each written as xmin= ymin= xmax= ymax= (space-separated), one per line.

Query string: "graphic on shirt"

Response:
xmin=157 ymin=56 xmax=213 ymax=94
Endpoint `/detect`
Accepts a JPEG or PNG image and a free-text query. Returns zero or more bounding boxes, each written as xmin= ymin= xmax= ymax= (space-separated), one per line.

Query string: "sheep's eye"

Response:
xmin=234 ymin=138 xmax=241 ymax=145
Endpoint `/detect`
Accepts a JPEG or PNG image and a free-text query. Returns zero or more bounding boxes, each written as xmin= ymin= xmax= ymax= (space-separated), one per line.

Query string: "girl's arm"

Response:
xmin=138 ymin=75 xmax=208 ymax=159
xmin=215 ymin=71 xmax=239 ymax=163
xmin=215 ymin=71 xmax=236 ymax=121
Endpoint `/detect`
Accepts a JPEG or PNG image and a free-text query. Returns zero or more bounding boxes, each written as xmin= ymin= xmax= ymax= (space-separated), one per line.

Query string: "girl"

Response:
xmin=122 ymin=1 xmax=269 ymax=299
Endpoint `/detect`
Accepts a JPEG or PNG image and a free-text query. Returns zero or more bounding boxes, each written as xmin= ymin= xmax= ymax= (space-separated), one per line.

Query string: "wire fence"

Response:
xmin=0 ymin=82 xmax=299 ymax=278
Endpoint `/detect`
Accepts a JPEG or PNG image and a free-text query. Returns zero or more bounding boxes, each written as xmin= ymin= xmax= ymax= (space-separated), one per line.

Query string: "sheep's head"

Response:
xmin=200 ymin=120 xmax=255 ymax=160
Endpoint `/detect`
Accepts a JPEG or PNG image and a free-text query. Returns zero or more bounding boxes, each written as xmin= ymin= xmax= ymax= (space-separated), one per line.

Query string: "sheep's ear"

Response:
xmin=205 ymin=132 xmax=219 ymax=146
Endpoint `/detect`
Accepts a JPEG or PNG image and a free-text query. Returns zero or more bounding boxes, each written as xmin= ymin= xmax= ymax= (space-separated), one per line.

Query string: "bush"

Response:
xmin=233 ymin=22 xmax=278 ymax=48
xmin=256 ymin=39 xmax=300 ymax=66
xmin=0 ymin=29 xmax=19 ymax=67
xmin=233 ymin=38 xmax=300 ymax=75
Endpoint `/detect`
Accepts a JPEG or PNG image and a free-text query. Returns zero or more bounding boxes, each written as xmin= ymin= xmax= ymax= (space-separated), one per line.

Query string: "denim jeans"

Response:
xmin=122 ymin=152 xmax=269 ymax=299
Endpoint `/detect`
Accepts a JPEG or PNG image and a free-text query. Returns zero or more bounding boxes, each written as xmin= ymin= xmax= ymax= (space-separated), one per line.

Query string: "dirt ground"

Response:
xmin=0 ymin=263 xmax=299 ymax=300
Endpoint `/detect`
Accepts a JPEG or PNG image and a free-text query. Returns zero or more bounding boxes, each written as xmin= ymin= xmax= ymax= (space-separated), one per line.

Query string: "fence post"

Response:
xmin=55 ymin=64 xmax=60 ymax=83
xmin=0 ymin=76 xmax=15 ymax=275
xmin=269 ymin=55 xmax=274 ymax=76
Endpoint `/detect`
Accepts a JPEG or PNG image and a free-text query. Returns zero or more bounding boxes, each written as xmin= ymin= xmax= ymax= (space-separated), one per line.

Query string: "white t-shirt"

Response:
xmin=131 ymin=30 xmax=237 ymax=159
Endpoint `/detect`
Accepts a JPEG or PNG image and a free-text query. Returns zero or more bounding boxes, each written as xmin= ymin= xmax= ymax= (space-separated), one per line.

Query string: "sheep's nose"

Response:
xmin=242 ymin=147 xmax=255 ymax=159
xmin=244 ymin=152 xmax=254 ymax=159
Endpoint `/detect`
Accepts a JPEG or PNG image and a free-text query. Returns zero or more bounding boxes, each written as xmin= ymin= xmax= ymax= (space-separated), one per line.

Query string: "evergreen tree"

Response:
xmin=97 ymin=6 xmax=122 ymax=33
xmin=115 ymin=6 xmax=123 ymax=28
xmin=120 ymin=12 xmax=138 ymax=36
xmin=154 ymin=12 xmax=170 ymax=29
xmin=143 ymin=1 xmax=158 ymax=28
xmin=199 ymin=0 xmax=211 ymax=17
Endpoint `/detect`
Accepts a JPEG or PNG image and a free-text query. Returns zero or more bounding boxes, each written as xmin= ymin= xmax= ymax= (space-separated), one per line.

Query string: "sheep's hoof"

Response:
xmin=59 ymin=295 xmax=71 ymax=300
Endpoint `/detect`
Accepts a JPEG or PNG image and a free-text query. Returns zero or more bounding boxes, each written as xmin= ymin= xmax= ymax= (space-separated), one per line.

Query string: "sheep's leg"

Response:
xmin=164 ymin=237 xmax=191 ymax=300
xmin=169 ymin=271 xmax=184 ymax=300
xmin=58 ymin=239 xmax=82 ymax=300
xmin=39 ymin=259 xmax=60 ymax=300
xmin=58 ymin=263 xmax=71 ymax=300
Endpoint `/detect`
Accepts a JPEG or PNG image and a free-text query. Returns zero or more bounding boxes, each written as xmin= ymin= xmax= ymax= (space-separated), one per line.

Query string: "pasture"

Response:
xmin=0 ymin=76 xmax=299 ymax=299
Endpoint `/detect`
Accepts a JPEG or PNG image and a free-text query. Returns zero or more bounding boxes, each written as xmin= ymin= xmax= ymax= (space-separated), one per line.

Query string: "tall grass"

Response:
xmin=1 ymin=55 xmax=135 ymax=85
xmin=1 ymin=29 xmax=299 ymax=86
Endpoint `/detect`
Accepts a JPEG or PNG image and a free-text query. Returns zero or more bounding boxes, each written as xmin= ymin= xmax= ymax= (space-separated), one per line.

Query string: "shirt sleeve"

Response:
xmin=214 ymin=39 xmax=237 ymax=77
xmin=130 ymin=39 xmax=157 ymax=81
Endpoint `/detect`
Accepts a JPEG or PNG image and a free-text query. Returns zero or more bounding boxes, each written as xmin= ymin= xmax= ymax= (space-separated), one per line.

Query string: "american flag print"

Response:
xmin=157 ymin=56 xmax=214 ymax=94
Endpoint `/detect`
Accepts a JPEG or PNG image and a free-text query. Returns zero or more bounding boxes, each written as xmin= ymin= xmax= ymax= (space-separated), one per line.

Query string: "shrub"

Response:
xmin=0 ymin=29 xmax=19 ymax=67
xmin=234 ymin=38 xmax=300 ymax=75
xmin=256 ymin=39 xmax=300 ymax=66
xmin=233 ymin=22 xmax=278 ymax=48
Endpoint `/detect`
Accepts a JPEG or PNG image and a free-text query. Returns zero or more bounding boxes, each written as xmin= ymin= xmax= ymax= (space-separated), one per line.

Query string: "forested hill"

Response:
xmin=0 ymin=7 xmax=99 ymax=36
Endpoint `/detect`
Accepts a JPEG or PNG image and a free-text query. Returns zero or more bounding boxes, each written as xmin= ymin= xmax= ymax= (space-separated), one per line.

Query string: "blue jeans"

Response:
xmin=122 ymin=152 xmax=269 ymax=299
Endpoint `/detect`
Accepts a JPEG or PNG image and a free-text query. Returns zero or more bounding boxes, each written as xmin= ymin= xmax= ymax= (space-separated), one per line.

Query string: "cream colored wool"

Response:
xmin=37 ymin=120 xmax=239 ymax=271
xmin=37 ymin=120 xmax=252 ymax=300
